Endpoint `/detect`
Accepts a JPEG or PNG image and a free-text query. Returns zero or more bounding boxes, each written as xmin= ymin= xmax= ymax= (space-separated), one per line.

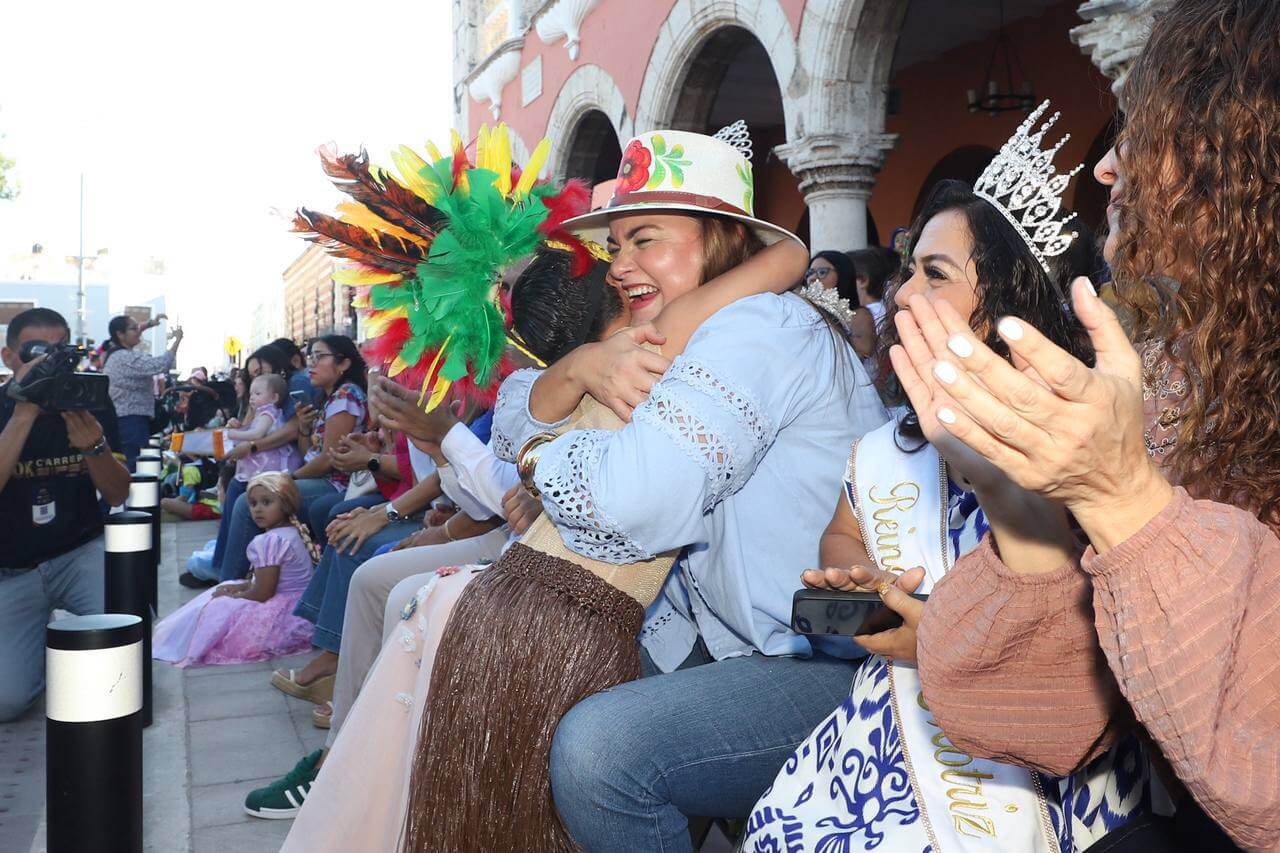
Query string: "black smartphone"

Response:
xmin=791 ymin=588 xmax=929 ymax=637
xmin=290 ymin=389 xmax=311 ymax=409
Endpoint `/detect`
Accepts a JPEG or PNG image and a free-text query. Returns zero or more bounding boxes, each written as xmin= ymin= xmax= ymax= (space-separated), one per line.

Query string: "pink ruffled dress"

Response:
xmin=234 ymin=403 xmax=294 ymax=481
xmin=153 ymin=526 xmax=316 ymax=667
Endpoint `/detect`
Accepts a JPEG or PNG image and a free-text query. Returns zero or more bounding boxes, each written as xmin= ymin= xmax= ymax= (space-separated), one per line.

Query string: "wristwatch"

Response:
xmin=83 ymin=436 xmax=109 ymax=458
xmin=385 ymin=502 xmax=403 ymax=523
xmin=367 ymin=456 xmax=381 ymax=473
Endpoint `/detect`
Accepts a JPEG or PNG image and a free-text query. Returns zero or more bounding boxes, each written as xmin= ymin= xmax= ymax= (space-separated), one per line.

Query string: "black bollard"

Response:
xmin=46 ymin=613 xmax=144 ymax=853
xmin=126 ymin=474 xmax=161 ymax=616
xmin=135 ymin=453 xmax=162 ymax=478
xmin=105 ymin=512 xmax=155 ymax=728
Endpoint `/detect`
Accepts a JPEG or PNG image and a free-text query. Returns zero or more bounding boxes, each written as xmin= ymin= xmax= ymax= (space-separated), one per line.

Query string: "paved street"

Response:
xmin=2 ymin=517 xmax=320 ymax=853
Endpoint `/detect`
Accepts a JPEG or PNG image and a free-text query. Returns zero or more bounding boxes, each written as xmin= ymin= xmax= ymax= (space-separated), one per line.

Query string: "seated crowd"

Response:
xmin=0 ymin=3 xmax=1274 ymax=851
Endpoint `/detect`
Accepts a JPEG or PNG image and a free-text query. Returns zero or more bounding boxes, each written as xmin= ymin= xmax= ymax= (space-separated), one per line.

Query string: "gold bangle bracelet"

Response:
xmin=516 ymin=431 xmax=558 ymax=498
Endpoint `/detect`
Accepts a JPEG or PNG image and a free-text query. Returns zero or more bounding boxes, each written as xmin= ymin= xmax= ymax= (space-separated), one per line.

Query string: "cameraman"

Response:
xmin=0 ymin=308 xmax=130 ymax=721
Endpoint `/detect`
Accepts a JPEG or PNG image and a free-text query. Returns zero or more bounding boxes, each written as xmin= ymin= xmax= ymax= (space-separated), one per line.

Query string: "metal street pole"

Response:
xmin=77 ymin=173 xmax=85 ymax=345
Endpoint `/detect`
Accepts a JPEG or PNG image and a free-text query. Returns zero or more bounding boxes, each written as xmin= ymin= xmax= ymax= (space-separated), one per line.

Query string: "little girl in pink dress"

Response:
xmin=154 ymin=472 xmax=320 ymax=667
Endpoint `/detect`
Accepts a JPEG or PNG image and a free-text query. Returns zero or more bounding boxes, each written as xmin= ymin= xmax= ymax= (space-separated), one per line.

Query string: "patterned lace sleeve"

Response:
xmin=631 ymin=358 xmax=772 ymax=513
xmin=492 ymin=368 xmax=568 ymax=463
xmin=532 ymin=356 xmax=776 ymax=563
xmin=535 ymin=429 xmax=654 ymax=563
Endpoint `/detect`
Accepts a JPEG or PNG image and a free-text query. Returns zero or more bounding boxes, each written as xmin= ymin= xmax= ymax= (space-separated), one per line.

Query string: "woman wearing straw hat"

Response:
xmin=488 ymin=124 xmax=889 ymax=851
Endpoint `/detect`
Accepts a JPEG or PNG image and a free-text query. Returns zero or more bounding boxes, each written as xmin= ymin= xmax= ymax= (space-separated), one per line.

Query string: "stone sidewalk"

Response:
xmin=2 ymin=517 xmax=322 ymax=853
xmin=2 ymin=516 xmax=737 ymax=853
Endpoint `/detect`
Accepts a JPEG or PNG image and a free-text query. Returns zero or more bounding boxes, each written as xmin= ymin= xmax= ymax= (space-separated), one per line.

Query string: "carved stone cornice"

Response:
xmin=775 ymin=133 xmax=898 ymax=199
xmin=534 ymin=0 xmax=602 ymax=60
xmin=465 ymin=37 xmax=525 ymax=119
xmin=1071 ymin=0 xmax=1172 ymax=93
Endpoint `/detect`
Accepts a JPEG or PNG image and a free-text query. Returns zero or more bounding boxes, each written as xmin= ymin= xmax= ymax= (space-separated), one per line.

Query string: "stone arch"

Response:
xmin=633 ymin=0 xmax=799 ymax=137
xmin=562 ymin=110 xmax=623 ymax=184
xmin=543 ymin=63 xmax=632 ymax=180
xmin=795 ymin=0 xmax=908 ymax=141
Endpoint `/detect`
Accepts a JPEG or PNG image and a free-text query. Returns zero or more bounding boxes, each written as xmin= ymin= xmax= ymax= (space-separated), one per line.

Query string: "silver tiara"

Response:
xmin=973 ymin=101 xmax=1083 ymax=275
xmin=713 ymin=120 xmax=753 ymax=160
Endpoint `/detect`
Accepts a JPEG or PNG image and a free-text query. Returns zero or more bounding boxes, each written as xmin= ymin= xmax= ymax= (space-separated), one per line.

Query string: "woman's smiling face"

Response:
xmin=605 ymin=213 xmax=705 ymax=324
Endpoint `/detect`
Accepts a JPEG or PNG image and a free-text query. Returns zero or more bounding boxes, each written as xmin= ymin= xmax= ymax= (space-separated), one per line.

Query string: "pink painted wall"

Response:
xmin=466 ymin=0 xmax=808 ymax=149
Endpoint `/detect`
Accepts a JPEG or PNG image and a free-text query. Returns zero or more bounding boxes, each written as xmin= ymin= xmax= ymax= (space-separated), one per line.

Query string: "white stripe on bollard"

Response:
xmin=127 ymin=478 xmax=160 ymax=507
xmin=46 ymin=642 xmax=144 ymax=723
xmin=104 ymin=522 xmax=153 ymax=553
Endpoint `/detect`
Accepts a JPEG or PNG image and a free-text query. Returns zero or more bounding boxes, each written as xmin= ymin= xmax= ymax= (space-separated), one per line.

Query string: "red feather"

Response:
xmin=360 ymin=316 xmax=412 ymax=369
xmin=451 ymin=136 xmax=471 ymax=190
xmin=538 ymin=179 xmax=591 ymax=234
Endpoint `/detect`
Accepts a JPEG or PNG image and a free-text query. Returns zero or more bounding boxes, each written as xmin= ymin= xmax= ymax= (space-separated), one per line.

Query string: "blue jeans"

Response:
xmin=211 ymin=476 xmax=247 ymax=575
xmin=293 ymin=520 xmax=417 ymax=652
xmin=217 ymin=477 xmax=339 ymax=582
xmin=309 ymin=492 xmax=384 ymax=548
xmin=0 ymin=537 xmax=105 ymax=721
xmin=549 ymin=650 xmax=858 ymax=852
xmin=117 ymin=414 xmax=151 ymax=471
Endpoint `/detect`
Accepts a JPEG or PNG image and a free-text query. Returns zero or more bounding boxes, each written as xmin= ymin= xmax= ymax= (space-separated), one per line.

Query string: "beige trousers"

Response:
xmin=326 ymin=526 xmax=510 ymax=745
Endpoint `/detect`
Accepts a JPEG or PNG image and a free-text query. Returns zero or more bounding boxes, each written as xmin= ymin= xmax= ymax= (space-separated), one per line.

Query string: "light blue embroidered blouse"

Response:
xmin=493 ymin=293 xmax=890 ymax=667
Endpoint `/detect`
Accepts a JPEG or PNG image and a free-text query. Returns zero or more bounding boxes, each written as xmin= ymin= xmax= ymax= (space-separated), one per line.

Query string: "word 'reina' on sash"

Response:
xmin=848 ymin=422 xmax=1061 ymax=853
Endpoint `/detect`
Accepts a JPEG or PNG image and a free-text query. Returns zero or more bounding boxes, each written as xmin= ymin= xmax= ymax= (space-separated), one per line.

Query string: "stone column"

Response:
xmin=777 ymin=133 xmax=896 ymax=251
xmin=1071 ymin=0 xmax=1173 ymax=94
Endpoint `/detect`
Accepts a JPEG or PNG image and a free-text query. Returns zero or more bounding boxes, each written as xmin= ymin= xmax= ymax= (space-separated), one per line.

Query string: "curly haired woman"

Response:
xmin=858 ymin=2 xmax=1280 ymax=849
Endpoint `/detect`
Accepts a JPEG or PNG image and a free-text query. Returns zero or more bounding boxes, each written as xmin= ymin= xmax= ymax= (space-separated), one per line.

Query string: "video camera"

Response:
xmin=6 ymin=341 xmax=111 ymax=411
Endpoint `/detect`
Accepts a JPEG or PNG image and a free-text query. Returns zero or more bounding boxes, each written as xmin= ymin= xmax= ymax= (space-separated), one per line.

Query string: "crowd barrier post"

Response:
xmin=46 ymin=613 xmax=144 ymax=853
xmin=135 ymin=453 xmax=162 ymax=478
xmin=125 ymin=474 xmax=161 ymax=616
xmin=104 ymin=511 xmax=155 ymax=728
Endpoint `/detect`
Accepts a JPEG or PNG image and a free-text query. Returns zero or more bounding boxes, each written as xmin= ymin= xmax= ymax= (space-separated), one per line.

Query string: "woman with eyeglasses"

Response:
xmin=803 ymin=250 xmax=878 ymax=361
xmin=104 ymin=312 xmax=182 ymax=469
xmin=215 ymin=335 xmax=370 ymax=588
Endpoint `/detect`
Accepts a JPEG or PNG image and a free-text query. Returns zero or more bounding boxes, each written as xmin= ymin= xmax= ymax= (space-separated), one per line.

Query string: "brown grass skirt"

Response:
xmin=401 ymin=542 xmax=644 ymax=853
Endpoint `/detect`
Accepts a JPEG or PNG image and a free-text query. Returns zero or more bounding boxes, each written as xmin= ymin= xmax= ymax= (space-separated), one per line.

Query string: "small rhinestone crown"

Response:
xmin=973 ymin=101 xmax=1083 ymax=275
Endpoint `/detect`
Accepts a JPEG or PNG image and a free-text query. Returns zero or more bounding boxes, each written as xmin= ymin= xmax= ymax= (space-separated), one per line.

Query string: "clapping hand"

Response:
xmin=368 ymin=375 xmax=459 ymax=443
xmin=899 ymin=278 xmax=1171 ymax=551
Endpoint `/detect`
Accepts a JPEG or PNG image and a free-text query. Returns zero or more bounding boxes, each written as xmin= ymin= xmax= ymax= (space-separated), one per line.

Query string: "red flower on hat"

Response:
xmin=617 ymin=140 xmax=652 ymax=194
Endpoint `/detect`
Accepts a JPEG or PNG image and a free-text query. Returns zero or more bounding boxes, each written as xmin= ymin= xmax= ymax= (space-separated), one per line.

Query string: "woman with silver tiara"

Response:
xmin=743 ymin=105 xmax=1160 ymax=853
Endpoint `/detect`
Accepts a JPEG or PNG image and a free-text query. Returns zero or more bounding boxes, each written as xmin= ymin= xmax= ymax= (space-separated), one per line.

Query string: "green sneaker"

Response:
xmin=243 ymin=749 xmax=323 ymax=819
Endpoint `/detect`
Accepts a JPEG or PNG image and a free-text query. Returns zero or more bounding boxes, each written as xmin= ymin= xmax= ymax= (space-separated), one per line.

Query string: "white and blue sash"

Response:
xmin=847 ymin=424 xmax=1059 ymax=853
xmin=744 ymin=420 xmax=1154 ymax=853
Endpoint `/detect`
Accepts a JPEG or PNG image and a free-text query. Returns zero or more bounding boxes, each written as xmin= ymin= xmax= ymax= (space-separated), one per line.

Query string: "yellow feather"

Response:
xmin=363 ymin=305 xmax=408 ymax=336
xmin=493 ymin=124 xmax=513 ymax=196
xmin=414 ymin=336 xmax=452 ymax=407
xmin=392 ymin=146 xmax=436 ymax=203
xmin=475 ymin=125 xmax=490 ymax=173
xmin=420 ymin=377 xmax=452 ymax=412
xmin=387 ymin=354 xmax=411 ymax=378
xmin=515 ymin=137 xmax=550 ymax=198
xmin=336 ymin=202 xmax=427 ymax=246
xmin=333 ymin=267 xmax=402 ymax=285
xmin=425 ymin=140 xmax=444 ymax=164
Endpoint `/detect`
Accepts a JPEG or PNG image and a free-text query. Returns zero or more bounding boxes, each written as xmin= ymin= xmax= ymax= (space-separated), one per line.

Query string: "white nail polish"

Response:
xmin=997 ymin=317 xmax=1024 ymax=341
xmin=1081 ymin=277 xmax=1098 ymax=297
xmin=946 ymin=334 xmax=974 ymax=358
xmin=937 ymin=407 xmax=958 ymax=425
xmin=932 ymin=361 xmax=958 ymax=384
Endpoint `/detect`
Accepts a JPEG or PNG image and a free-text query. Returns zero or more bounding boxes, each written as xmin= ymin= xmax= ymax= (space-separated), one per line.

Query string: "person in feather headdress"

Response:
xmin=276 ymin=124 xmax=887 ymax=851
